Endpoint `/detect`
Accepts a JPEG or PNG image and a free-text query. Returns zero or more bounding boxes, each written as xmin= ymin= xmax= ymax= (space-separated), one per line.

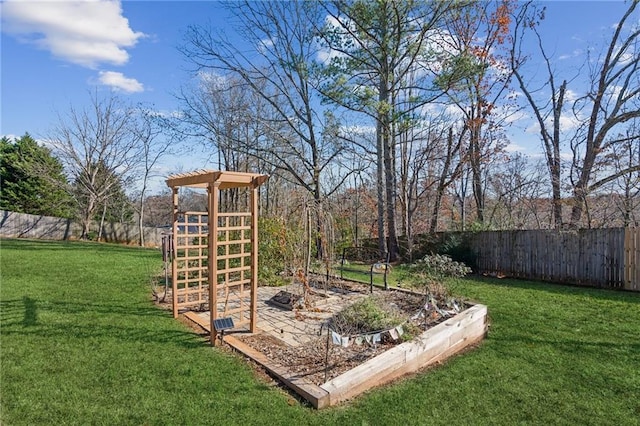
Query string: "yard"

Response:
xmin=1 ymin=238 xmax=639 ymax=425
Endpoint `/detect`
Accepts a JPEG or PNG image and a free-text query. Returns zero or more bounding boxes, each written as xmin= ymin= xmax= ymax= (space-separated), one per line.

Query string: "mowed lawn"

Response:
xmin=1 ymin=238 xmax=639 ymax=425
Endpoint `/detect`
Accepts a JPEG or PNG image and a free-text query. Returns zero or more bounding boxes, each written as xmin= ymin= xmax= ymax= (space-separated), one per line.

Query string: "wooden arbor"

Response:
xmin=166 ymin=170 xmax=268 ymax=344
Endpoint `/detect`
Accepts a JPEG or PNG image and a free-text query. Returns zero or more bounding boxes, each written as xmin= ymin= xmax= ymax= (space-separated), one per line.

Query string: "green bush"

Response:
xmin=438 ymin=233 xmax=478 ymax=271
xmin=258 ymin=216 xmax=290 ymax=286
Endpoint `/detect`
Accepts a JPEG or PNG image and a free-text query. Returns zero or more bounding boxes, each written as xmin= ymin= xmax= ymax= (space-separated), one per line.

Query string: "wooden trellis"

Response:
xmin=166 ymin=170 xmax=268 ymax=344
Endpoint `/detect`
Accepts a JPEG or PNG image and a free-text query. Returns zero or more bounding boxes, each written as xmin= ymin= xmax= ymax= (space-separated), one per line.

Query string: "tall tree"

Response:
xmin=73 ymin=161 xmax=135 ymax=241
xmin=181 ymin=0 xmax=350 ymax=258
xmin=609 ymin=124 xmax=640 ymax=226
xmin=567 ymin=0 xmax=640 ymax=226
xmin=511 ymin=3 xmax=569 ymax=228
xmin=181 ymin=0 xmax=347 ymax=202
xmin=512 ymin=0 xmax=640 ymax=228
xmin=317 ymin=0 xmax=453 ymax=260
xmin=485 ymin=152 xmax=542 ymax=229
xmin=0 ymin=133 xmax=73 ymax=218
xmin=50 ymin=92 xmax=142 ymax=239
xmin=179 ymin=74 xmax=269 ymax=211
xmin=435 ymin=0 xmax=516 ymax=224
xmin=131 ymin=108 xmax=177 ymax=246
xmin=427 ymin=125 xmax=467 ymax=233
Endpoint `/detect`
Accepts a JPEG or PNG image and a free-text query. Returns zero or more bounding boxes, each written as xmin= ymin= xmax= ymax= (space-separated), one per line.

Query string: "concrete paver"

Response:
xmin=197 ymin=283 xmax=370 ymax=347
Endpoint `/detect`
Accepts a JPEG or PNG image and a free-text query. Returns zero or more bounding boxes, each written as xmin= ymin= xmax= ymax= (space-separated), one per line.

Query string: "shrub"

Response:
xmin=258 ymin=216 xmax=292 ymax=286
xmin=330 ymin=296 xmax=404 ymax=335
xmin=410 ymin=253 xmax=472 ymax=281
xmin=438 ymin=234 xmax=478 ymax=271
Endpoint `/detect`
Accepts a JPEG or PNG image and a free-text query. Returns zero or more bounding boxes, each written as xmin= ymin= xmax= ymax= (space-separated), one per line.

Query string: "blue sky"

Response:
xmin=1 ymin=0 xmax=636 ymax=192
xmin=1 ymin=1 xmax=231 ymax=137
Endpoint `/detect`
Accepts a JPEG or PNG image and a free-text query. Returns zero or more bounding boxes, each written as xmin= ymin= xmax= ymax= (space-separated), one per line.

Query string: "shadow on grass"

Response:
xmin=464 ymin=275 xmax=640 ymax=304
xmin=0 ymin=298 xmax=208 ymax=349
xmin=1 ymin=298 xmax=171 ymax=319
xmin=22 ymin=296 xmax=38 ymax=326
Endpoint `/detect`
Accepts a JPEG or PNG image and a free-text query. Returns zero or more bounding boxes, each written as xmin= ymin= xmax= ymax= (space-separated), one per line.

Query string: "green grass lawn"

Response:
xmin=325 ymin=262 xmax=416 ymax=288
xmin=2 ymin=238 xmax=640 ymax=425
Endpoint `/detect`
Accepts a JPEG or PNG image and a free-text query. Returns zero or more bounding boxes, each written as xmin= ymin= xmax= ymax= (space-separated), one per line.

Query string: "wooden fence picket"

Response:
xmin=466 ymin=228 xmax=637 ymax=291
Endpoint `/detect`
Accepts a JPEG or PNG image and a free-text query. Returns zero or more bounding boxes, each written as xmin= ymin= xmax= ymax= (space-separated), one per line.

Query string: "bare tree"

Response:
xmin=428 ymin=126 xmax=467 ymax=233
xmin=512 ymin=0 xmax=640 ymax=228
xmin=511 ymin=3 xmax=568 ymax=228
xmin=179 ymin=74 xmax=255 ymax=172
xmin=50 ymin=92 xmax=142 ymax=239
xmin=568 ymin=0 xmax=640 ymax=226
xmin=597 ymin=123 xmax=640 ymax=226
xmin=396 ymin=111 xmax=465 ymax=247
xmin=131 ymin=108 xmax=179 ymax=246
xmin=180 ymin=1 xmax=353 ymax=258
xmin=181 ymin=1 xmax=347 ymax=202
xmin=485 ymin=152 xmax=545 ymax=229
xmin=436 ymin=0 xmax=516 ymax=224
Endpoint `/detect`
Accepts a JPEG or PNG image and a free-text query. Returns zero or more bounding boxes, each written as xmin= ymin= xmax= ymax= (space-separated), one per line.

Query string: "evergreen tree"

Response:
xmin=0 ymin=133 xmax=74 ymax=218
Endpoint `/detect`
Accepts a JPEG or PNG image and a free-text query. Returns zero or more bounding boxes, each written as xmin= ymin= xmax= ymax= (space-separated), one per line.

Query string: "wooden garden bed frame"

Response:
xmin=166 ymin=170 xmax=268 ymax=344
xmin=185 ymin=303 xmax=488 ymax=408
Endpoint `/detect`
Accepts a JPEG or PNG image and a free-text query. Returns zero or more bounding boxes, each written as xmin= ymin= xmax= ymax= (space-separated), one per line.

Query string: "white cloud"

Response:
xmin=197 ymin=70 xmax=226 ymax=87
xmin=1 ymin=0 xmax=144 ymax=68
xmin=558 ymin=49 xmax=583 ymax=61
xmin=564 ymin=89 xmax=579 ymax=102
xmin=525 ymin=121 xmax=540 ymax=135
xmin=504 ymin=142 xmax=527 ymax=153
xmin=257 ymin=37 xmax=274 ymax=54
xmin=558 ymin=114 xmax=580 ymax=132
xmin=1 ymin=133 xmax=20 ymax=142
xmin=97 ymin=71 xmax=144 ymax=93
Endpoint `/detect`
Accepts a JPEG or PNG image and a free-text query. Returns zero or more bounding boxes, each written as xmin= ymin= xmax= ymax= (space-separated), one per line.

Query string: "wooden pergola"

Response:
xmin=166 ymin=170 xmax=268 ymax=344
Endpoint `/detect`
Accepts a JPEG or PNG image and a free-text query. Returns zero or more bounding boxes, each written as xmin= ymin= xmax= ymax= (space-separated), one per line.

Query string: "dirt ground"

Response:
xmin=235 ymin=283 xmax=465 ymax=385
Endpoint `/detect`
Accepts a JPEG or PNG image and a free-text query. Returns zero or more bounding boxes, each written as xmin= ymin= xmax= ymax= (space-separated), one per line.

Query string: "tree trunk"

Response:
xmin=81 ymin=196 xmax=96 ymax=240
xmin=314 ymin=173 xmax=324 ymax=260
xmin=382 ymin=113 xmax=399 ymax=261
xmin=376 ymin=117 xmax=386 ymax=258
xmin=98 ymin=202 xmax=107 ymax=242
xmin=469 ymin=126 xmax=484 ymax=224
xmin=138 ymin=201 xmax=145 ymax=247
xmin=549 ymin=80 xmax=566 ymax=228
xmin=430 ymin=128 xmax=455 ymax=233
xmin=81 ymin=220 xmax=90 ymax=240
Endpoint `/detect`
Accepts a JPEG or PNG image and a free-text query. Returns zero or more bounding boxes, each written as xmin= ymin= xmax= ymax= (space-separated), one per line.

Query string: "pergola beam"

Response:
xmin=166 ymin=169 xmax=268 ymax=190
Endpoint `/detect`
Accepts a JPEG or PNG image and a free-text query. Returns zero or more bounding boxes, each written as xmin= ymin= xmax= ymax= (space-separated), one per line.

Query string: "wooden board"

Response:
xmin=183 ymin=312 xmax=329 ymax=408
xmin=320 ymin=304 xmax=488 ymax=406
xmin=184 ymin=311 xmax=210 ymax=330
xmin=166 ymin=169 xmax=268 ymax=190
xmin=184 ymin=304 xmax=487 ymax=409
xmin=224 ymin=335 xmax=330 ymax=409
xmin=468 ymin=229 xmax=636 ymax=289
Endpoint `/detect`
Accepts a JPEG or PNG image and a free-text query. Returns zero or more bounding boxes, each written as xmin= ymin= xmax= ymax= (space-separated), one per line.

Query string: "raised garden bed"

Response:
xmin=188 ymin=299 xmax=488 ymax=408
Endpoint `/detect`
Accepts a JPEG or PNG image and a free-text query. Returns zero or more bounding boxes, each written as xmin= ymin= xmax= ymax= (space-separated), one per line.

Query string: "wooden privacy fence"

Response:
xmin=466 ymin=228 xmax=639 ymax=291
xmin=0 ymin=209 xmax=164 ymax=245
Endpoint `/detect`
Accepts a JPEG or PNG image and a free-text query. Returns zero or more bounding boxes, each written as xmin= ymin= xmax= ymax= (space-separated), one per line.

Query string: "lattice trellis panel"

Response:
xmin=167 ymin=170 xmax=268 ymax=344
xmin=212 ymin=212 xmax=253 ymax=328
xmin=172 ymin=212 xmax=209 ymax=313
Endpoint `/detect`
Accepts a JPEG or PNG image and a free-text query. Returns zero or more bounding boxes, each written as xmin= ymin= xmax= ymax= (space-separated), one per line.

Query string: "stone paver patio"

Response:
xmin=194 ymin=283 xmax=372 ymax=346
